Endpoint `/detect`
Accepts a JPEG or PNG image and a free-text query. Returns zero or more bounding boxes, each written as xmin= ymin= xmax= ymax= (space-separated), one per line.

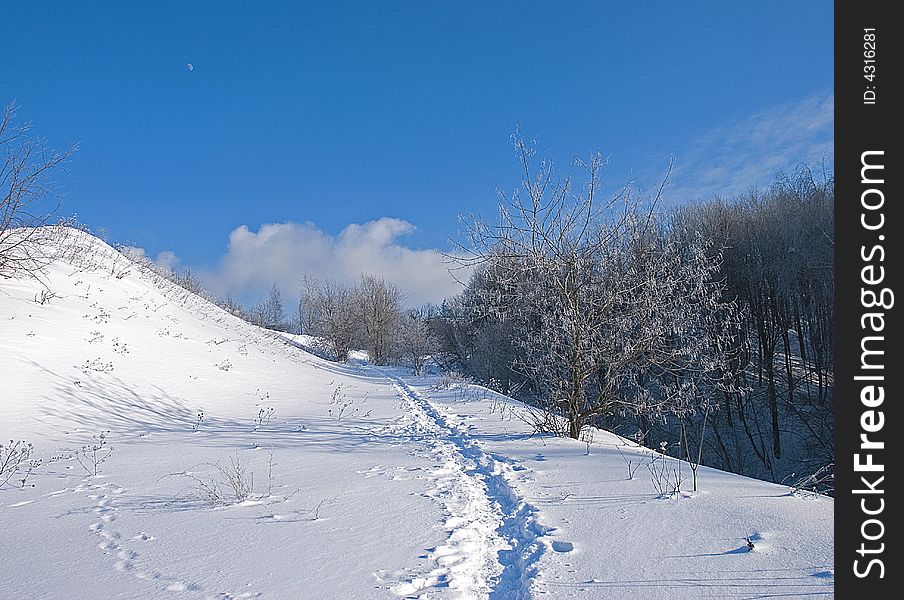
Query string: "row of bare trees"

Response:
xmin=298 ymin=273 xmax=436 ymax=372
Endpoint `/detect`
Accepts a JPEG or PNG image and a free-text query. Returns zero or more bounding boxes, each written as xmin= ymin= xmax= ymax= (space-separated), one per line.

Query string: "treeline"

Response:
xmin=430 ymin=140 xmax=833 ymax=487
xmin=214 ymin=274 xmax=435 ymax=374
xmin=295 ymin=274 xmax=436 ymax=373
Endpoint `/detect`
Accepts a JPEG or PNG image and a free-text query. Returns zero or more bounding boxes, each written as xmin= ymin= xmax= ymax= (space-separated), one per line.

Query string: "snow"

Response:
xmin=1 ymin=231 xmax=833 ymax=598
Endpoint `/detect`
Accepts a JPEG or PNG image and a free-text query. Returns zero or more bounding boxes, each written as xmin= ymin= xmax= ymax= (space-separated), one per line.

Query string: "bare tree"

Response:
xmin=301 ymin=276 xmax=357 ymax=361
xmin=355 ymin=274 xmax=403 ymax=365
xmin=1 ymin=102 xmax=78 ymax=278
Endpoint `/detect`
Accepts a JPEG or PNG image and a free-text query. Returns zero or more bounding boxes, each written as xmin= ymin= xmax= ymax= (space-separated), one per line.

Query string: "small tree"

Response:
xmin=0 ymin=103 xmax=77 ymax=278
xmin=264 ymin=283 xmax=287 ymax=331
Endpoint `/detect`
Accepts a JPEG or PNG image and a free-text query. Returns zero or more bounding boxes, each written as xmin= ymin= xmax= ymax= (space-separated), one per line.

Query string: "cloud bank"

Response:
xmin=198 ymin=218 xmax=465 ymax=307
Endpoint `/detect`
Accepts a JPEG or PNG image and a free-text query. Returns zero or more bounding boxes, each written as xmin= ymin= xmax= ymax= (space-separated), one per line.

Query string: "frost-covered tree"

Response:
xmin=460 ymin=136 xmax=739 ymax=439
xmin=432 ymin=275 xmax=519 ymax=391
xmin=217 ymin=294 xmax=248 ymax=320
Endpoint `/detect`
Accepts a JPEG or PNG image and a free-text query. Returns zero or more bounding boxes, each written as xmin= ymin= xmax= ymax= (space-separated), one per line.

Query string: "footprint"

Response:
xmin=114 ymin=560 xmax=135 ymax=572
xmin=552 ymin=541 xmax=574 ymax=553
xmin=166 ymin=581 xmax=200 ymax=593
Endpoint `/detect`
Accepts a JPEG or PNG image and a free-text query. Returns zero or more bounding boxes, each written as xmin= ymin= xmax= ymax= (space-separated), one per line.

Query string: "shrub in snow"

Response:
xmin=168 ymin=453 xmax=276 ymax=507
xmin=615 ymin=442 xmax=645 ymax=481
xmin=78 ymin=358 xmax=114 ymax=374
xmin=254 ymin=406 xmax=275 ymax=431
xmin=648 ymin=442 xmax=683 ymax=498
xmin=33 ymin=288 xmax=58 ymax=305
xmin=787 ymin=463 xmax=834 ymax=498
xmin=191 ymin=412 xmax=205 ymax=432
xmin=435 ymin=370 xmax=471 ymax=390
xmin=76 ymin=431 xmax=113 ymax=476
xmin=328 ymin=385 xmax=369 ymax=421
xmin=0 ymin=440 xmax=39 ymax=489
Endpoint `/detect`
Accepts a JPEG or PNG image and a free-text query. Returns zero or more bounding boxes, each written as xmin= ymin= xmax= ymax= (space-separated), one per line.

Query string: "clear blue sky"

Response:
xmin=2 ymin=1 xmax=833 ymax=303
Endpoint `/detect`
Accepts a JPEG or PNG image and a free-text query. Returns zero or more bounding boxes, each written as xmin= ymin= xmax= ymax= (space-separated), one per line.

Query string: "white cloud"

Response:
xmin=200 ymin=218 xmax=465 ymax=307
xmin=120 ymin=245 xmax=181 ymax=272
xmin=662 ymin=91 xmax=834 ymax=203
xmin=154 ymin=250 xmax=181 ymax=270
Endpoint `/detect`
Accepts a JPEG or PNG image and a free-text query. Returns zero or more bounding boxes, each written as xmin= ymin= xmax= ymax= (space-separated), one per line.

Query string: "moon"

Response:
xmin=187 ymin=63 xmax=194 ymax=72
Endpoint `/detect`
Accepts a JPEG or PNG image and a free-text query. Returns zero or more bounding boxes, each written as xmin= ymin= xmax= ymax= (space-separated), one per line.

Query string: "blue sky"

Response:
xmin=2 ymin=1 xmax=833 ymax=305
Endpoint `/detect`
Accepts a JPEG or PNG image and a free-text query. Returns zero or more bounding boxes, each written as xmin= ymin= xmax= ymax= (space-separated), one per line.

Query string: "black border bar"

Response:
xmin=836 ymin=2 xmax=898 ymax=595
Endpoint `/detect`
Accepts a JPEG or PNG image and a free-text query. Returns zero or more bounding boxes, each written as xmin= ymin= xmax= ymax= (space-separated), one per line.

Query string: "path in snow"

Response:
xmin=382 ymin=372 xmax=549 ymax=600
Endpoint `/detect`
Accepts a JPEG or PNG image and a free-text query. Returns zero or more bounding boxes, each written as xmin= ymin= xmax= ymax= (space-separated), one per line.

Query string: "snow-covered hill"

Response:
xmin=1 ymin=230 xmax=834 ymax=599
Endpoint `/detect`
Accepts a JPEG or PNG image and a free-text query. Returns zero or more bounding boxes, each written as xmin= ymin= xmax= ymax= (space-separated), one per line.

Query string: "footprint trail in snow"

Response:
xmin=381 ymin=373 xmax=548 ymax=600
xmin=83 ymin=480 xmax=260 ymax=599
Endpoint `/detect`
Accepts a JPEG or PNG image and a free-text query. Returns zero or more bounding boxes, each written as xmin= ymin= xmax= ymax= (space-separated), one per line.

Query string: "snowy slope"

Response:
xmin=0 ymin=230 xmax=834 ymax=599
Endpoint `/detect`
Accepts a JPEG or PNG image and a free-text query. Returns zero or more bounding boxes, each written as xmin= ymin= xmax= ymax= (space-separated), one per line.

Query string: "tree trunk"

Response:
xmin=766 ymin=358 xmax=781 ymax=459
